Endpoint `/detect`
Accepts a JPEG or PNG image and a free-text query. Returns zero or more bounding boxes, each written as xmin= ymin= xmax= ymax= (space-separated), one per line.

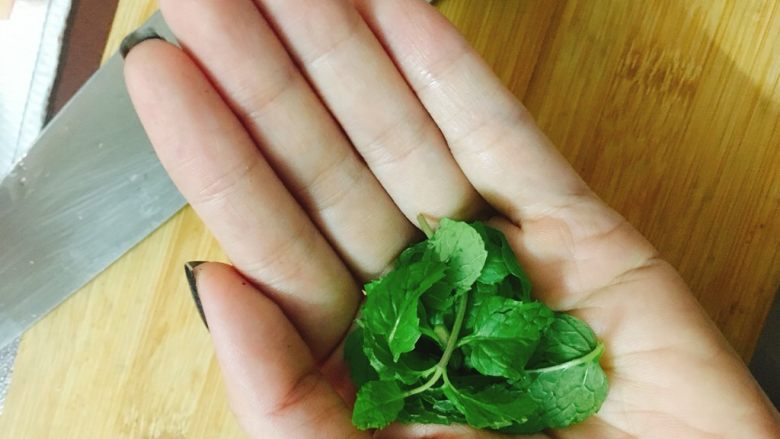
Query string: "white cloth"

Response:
xmin=0 ymin=0 xmax=72 ymax=413
xmin=0 ymin=0 xmax=72 ymax=178
xmin=0 ymin=339 xmax=19 ymax=413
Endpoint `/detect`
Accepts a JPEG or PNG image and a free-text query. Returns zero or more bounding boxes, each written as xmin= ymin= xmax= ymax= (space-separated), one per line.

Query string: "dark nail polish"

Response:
xmin=184 ymin=261 xmax=209 ymax=329
xmin=120 ymin=28 xmax=164 ymax=59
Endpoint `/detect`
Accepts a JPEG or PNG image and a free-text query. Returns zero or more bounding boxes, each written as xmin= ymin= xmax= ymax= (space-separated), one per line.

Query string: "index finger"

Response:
xmin=194 ymin=263 xmax=367 ymax=438
xmin=124 ymin=40 xmax=358 ymax=358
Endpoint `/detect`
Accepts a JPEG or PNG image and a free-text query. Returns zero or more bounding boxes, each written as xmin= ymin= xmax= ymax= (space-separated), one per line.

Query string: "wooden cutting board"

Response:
xmin=1 ymin=0 xmax=778 ymax=437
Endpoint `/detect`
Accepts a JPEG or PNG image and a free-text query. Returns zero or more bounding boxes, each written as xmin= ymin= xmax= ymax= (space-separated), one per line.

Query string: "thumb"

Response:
xmin=185 ymin=262 xmax=366 ymax=438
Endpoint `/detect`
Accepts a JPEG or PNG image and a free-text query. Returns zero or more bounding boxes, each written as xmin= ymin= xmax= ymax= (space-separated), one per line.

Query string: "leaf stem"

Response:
xmin=441 ymin=366 xmax=454 ymax=388
xmin=456 ymin=335 xmax=474 ymax=348
xmin=403 ymin=367 xmax=443 ymax=397
xmin=433 ymin=325 xmax=450 ymax=346
xmin=403 ymin=291 xmax=469 ymax=398
xmin=439 ymin=291 xmax=469 ymax=368
xmin=525 ymin=341 xmax=605 ymax=374
xmin=418 ymin=213 xmax=435 ymax=238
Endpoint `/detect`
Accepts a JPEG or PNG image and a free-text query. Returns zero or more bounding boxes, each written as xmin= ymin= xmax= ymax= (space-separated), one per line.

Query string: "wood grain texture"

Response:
xmin=1 ymin=0 xmax=777 ymax=437
xmin=522 ymin=0 xmax=780 ymax=359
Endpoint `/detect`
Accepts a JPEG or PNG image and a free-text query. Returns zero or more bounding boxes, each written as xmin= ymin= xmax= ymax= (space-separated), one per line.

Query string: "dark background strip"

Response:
xmin=46 ymin=0 xmax=120 ymax=120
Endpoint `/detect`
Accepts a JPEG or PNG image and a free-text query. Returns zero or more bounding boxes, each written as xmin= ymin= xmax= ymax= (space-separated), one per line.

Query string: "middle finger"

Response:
xmin=252 ymin=0 xmax=484 ymax=222
xmin=159 ymin=0 xmax=416 ymax=278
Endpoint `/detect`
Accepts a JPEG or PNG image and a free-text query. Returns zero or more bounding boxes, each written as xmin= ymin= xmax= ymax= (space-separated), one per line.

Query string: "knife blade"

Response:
xmin=0 ymin=12 xmax=184 ymax=349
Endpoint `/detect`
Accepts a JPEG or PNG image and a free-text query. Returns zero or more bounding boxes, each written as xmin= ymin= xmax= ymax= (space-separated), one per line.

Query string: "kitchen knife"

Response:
xmin=0 ymin=12 xmax=184 ymax=349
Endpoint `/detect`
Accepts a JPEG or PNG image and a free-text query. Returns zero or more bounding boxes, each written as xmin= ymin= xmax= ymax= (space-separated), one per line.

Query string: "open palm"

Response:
xmin=124 ymin=0 xmax=779 ymax=437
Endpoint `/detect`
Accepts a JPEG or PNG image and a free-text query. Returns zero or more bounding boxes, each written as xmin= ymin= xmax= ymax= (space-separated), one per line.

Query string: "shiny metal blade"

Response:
xmin=0 ymin=13 xmax=184 ymax=348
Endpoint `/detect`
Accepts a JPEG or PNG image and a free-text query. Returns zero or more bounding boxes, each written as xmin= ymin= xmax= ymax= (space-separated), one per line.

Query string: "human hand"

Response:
xmin=123 ymin=0 xmax=780 ymax=437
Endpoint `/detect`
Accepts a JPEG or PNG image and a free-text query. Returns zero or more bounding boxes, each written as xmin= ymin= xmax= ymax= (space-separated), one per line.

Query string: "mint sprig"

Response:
xmin=346 ymin=218 xmax=608 ymax=432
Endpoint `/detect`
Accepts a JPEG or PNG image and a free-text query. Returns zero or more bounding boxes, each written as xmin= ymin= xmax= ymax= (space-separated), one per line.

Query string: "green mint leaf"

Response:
xmin=471 ymin=222 xmax=532 ymax=300
xmin=464 ymin=282 xmax=498 ymax=330
xmin=421 ymin=282 xmax=463 ymax=336
xmin=497 ymin=275 xmax=524 ymax=300
xmin=396 ymin=240 xmax=435 ymax=265
xmin=501 ymin=234 xmax=532 ymax=300
xmin=459 ymin=297 xmax=554 ymax=378
xmin=397 ymin=388 xmax=465 ymax=425
xmin=343 ymin=328 xmax=378 ymax=388
xmin=463 ymin=276 xmax=526 ymax=336
xmin=362 ymin=256 xmax=446 ymax=360
xmin=425 ymin=300 xmax=456 ymax=330
xmin=526 ymin=342 xmax=608 ymax=429
xmin=528 ymin=313 xmax=598 ymax=368
xmin=443 ymin=381 xmax=537 ymax=429
xmin=429 ymin=218 xmax=488 ymax=290
xmin=361 ymin=329 xmax=436 ymax=385
xmin=352 ymin=380 xmax=406 ymax=430
xmin=471 ymin=222 xmax=509 ymax=285
xmin=421 ymin=282 xmax=457 ymax=312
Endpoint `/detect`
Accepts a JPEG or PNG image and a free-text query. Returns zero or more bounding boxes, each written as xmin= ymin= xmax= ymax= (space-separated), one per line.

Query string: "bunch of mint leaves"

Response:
xmin=344 ymin=218 xmax=608 ymax=433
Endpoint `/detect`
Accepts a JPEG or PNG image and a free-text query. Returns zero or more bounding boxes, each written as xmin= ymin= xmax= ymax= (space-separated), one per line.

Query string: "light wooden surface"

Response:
xmin=2 ymin=0 xmax=778 ymax=437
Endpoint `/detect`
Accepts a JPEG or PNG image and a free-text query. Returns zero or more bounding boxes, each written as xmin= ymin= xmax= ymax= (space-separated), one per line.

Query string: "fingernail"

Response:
xmin=184 ymin=261 xmax=209 ymax=330
xmin=120 ymin=28 xmax=164 ymax=59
